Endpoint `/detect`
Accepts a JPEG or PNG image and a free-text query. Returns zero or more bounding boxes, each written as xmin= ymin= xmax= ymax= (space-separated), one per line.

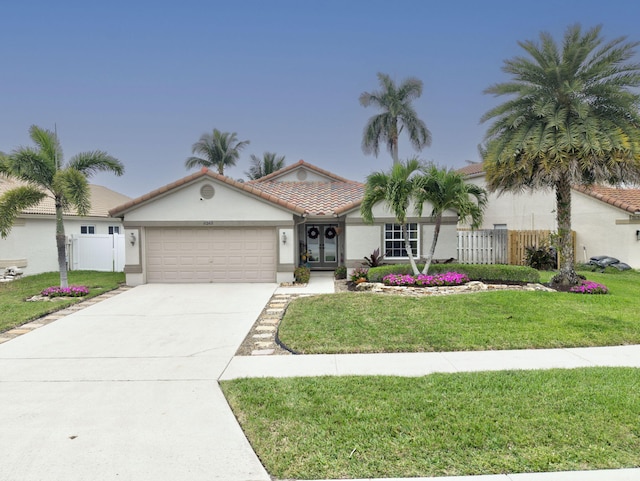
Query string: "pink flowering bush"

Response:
xmin=383 ymin=272 xmax=469 ymax=287
xmin=41 ymin=285 xmax=90 ymax=298
xmin=569 ymin=281 xmax=608 ymax=295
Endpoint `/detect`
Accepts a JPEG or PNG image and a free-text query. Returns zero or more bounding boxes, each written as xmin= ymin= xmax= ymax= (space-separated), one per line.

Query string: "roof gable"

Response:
xmin=250 ymin=160 xmax=356 ymax=184
xmin=109 ymin=168 xmax=306 ymax=217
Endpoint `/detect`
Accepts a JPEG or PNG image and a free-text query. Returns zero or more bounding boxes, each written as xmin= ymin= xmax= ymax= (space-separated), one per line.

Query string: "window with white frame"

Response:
xmin=384 ymin=223 xmax=419 ymax=258
xmin=80 ymin=225 xmax=96 ymax=235
xmin=108 ymin=225 xmax=120 ymax=235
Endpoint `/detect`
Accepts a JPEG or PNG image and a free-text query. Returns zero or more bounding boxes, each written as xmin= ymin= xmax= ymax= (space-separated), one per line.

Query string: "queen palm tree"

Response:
xmin=0 ymin=125 xmax=124 ymax=288
xmin=416 ymin=165 xmax=487 ymax=274
xmin=360 ymin=72 xmax=431 ymax=164
xmin=482 ymin=24 xmax=640 ymax=287
xmin=245 ymin=152 xmax=286 ymax=180
xmin=360 ymin=158 xmax=425 ymax=275
xmin=185 ymin=129 xmax=250 ymax=175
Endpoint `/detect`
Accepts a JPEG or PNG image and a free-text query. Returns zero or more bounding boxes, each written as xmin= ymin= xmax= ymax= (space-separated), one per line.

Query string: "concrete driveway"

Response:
xmin=0 ymin=283 xmax=276 ymax=481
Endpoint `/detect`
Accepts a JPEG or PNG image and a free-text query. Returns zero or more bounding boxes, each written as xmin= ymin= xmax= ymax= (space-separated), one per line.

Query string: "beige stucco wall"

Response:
xmin=465 ymin=175 xmax=640 ymax=268
xmin=123 ymin=178 xmax=293 ymax=224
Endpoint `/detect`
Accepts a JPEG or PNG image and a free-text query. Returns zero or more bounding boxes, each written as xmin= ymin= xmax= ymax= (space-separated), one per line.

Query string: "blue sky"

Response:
xmin=2 ymin=0 xmax=640 ymax=198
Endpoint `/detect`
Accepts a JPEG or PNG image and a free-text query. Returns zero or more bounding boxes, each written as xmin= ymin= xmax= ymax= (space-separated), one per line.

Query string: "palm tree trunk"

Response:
xmin=55 ymin=201 xmax=69 ymax=288
xmin=421 ymin=215 xmax=441 ymax=275
xmin=402 ymin=224 xmax=420 ymax=275
xmin=391 ymin=119 xmax=399 ymax=165
xmin=551 ymin=175 xmax=579 ymax=287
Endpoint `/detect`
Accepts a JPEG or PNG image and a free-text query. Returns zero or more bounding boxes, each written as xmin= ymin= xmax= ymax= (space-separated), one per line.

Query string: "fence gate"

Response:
xmin=69 ymin=234 xmax=125 ymax=271
xmin=508 ymin=230 xmax=576 ymax=266
xmin=457 ymin=229 xmax=507 ymax=264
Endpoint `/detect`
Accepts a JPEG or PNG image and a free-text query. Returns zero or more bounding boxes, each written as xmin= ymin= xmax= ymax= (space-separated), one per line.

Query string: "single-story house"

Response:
xmin=0 ymin=177 xmax=131 ymax=275
xmin=458 ymin=163 xmax=640 ymax=268
xmin=109 ymin=160 xmax=458 ymax=285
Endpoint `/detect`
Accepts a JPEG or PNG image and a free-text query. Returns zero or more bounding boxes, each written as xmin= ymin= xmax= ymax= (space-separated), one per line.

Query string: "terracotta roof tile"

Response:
xmin=251 ymin=159 xmax=359 ymax=184
xmin=0 ymin=176 xmax=130 ymax=218
xmin=574 ymin=185 xmax=640 ymax=214
xmin=456 ymin=162 xmax=485 ymax=177
xmin=249 ymin=180 xmax=364 ymax=216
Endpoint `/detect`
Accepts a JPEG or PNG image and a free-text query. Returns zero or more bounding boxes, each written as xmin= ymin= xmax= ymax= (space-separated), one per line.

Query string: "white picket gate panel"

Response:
xmin=69 ymin=234 xmax=125 ymax=272
xmin=457 ymin=229 xmax=507 ymax=265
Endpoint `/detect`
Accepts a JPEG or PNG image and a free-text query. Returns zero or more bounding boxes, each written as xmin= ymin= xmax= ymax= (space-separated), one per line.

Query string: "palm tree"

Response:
xmin=482 ymin=24 xmax=640 ymax=287
xmin=415 ymin=165 xmax=487 ymax=274
xmin=360 ymin=72 xmax=431 ymax=164
xmin=0 ymin=125 xmax=124 ymax=287
xmin=245 ymin=152 xmax=286 ymax=180
xmin=360 ymin=158 xmax=425 ymax=275
xmin=185 ymin=129 xmax=250 ymax=175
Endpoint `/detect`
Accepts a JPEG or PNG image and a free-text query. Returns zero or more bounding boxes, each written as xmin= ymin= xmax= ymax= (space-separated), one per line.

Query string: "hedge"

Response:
xmin=368 ymin=263 xmax=540 ymax=284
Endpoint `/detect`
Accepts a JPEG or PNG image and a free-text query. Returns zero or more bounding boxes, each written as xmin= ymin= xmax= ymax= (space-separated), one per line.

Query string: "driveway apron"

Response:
xmin=0 ymin=283 xmax=275 ymax=481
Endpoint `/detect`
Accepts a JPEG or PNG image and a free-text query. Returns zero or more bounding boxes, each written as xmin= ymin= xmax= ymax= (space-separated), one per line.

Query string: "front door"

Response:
xmin=304 ymin=224 xmax=339 ymax=269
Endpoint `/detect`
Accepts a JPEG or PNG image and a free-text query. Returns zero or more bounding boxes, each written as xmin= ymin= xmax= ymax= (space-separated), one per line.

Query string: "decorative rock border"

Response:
xmin=355 ymin=280 xmax=557 ymax=296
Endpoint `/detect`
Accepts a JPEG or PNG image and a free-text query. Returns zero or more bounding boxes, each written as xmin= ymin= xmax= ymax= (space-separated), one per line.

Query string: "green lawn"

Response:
xmin=0 ymin=271 xmax=125 ymax=333
xmin=221 ymin=367 xmax=640 ymax=479
xmin=278 ymin=270 xmax=640 ymax=353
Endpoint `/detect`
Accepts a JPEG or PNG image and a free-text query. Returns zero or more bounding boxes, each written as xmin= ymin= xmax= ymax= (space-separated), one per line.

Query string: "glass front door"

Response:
xmin=304 ymin=224 xmax=339 ymax=269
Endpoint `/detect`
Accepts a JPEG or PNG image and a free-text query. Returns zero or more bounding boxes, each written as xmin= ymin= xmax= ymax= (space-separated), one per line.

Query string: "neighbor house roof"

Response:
xmin=248 ymin=160 xmax=364 ymax=216
xmin=109 ymin=168 xmax=308 ymax=217
xmin=456 ymin=166 xmax=640 ymax=215
xmin=574 ymin=185 xmax=640 ymax=214
xmin=0 ymin=176 xmax=130 ymax=217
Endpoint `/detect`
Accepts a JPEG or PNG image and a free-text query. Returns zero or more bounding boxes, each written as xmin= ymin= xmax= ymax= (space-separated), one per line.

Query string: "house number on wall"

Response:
xmin=203 ymin=221 xmax=214 ymax=226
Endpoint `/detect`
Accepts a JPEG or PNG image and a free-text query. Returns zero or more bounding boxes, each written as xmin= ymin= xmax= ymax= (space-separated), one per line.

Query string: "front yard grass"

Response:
xmin=0 ymin=271 xmax=125 ymax=333
xmin=278 ymin=270 xmax=640 ymax=353
xmin=221 ymin=367 xmax=640 ymax=479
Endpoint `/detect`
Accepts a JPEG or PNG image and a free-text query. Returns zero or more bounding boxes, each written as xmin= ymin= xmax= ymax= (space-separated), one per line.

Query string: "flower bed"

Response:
xmin=569 ymin=281 xmax=608 ymax=295
xmin=383 ymin=272 xmax=469 ymax=287
xmin=40 ymin=285 xmax=90 ymax=298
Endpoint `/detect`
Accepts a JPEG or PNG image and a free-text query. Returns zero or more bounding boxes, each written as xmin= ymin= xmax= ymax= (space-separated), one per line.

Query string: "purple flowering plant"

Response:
xmin=383 ymin=272 xmax=469 ymax=287
xmin=569 ymin=281 xmax=608 ymax=295
xmin=41 ymin=285 xmax=90 ymax=298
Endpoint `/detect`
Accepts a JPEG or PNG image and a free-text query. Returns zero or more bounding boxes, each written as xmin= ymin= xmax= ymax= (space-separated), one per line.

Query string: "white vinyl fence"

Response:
xmin=69 ymin=234 xmax=125 ymax=272
xmin=457 ymin=229 xmax=508 ymax=265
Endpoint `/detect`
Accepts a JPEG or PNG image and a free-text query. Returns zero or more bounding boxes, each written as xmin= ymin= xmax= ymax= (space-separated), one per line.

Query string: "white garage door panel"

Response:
xmin=146 ymin=227 xmax=276 ymax=283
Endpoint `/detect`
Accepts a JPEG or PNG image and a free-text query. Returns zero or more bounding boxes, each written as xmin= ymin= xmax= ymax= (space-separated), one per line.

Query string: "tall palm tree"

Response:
xmin=482 ymin=24 xmax=640 ymax=287
xmin=360 ymin=158 xmax=425 ymax=275
xmin=245 ymin=152 xmax=286 ymax=180
xmin=360 ymin=72 xmax=431 ymax=164
xmin=185 ymin=129 xmax=250 ymax=175
xmin=416 ymin=165 xmax=487 ymax=274
xmin=0 ymin=125 xmax=124 ymax=288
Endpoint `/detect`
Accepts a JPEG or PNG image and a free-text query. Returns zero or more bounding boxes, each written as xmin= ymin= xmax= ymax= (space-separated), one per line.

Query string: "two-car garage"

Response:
xmin=145 ymin=227 xmax=277 ymax=283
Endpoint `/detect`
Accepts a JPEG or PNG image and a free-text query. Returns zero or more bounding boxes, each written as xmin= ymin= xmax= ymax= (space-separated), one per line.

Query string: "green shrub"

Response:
xmin=294 ymin=266 xmax=310 ymax=284
xmin=334 ymin=266 xmax=347 ymax=280
xmin=368 ymin=263 xmax=540 ymax=284
xmin=525 ymin=245 xmax=557 ymax=270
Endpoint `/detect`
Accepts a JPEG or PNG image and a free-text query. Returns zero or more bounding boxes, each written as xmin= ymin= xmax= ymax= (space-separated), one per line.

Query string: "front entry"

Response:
xmin=303 ymin=224 xmax=339 ymax=269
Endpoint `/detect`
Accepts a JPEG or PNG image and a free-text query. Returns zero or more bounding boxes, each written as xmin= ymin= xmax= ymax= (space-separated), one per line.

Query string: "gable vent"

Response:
xmin=200 ymin=184 xmax=215 ymax=200
xmin=296 ymin=169 xmax=308 ymax=181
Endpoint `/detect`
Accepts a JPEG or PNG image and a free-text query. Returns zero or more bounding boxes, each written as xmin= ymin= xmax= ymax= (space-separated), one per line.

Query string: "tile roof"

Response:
xmin=0 ymin=176 xmax=130 ymax=218
xmin=109 ymin=168 xmax=308 ymax=217
xmin=574 ymin=185 xmax=640 ymax=214
xmin=455 ymin=166 xmax=640 ymax=214
xmin=456 ymin=162 xmax=485 ymax=177
xmin=248 ymin=160 xmax=364 ymax=216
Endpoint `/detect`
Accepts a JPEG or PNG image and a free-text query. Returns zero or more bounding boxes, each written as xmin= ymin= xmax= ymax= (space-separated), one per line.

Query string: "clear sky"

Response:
xmin=2 ymin=0 xmax=640 ymax=198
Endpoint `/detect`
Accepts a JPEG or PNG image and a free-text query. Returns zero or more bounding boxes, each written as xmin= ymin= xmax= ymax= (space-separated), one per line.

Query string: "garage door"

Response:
xmin=146 ymin=227 xmax=276 ymax=283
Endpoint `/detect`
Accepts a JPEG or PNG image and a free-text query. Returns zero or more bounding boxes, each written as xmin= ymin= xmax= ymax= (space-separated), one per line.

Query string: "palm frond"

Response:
xmin=0 ymin=186 xmax=47 ymax=238
xmin=67 ymin=151 xmax=124 ymax=177
xmin=53 ymin=169 xmax=90 ymax=216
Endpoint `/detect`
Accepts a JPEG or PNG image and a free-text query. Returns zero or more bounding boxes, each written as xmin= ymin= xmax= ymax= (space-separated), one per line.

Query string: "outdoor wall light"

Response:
xmin=281 ymin=231 xmax=287 ymax=245
xmin=129 ymin=232 xmax=137 ymax=246
xmin=636 ymin=230 xmax=640 ymax=241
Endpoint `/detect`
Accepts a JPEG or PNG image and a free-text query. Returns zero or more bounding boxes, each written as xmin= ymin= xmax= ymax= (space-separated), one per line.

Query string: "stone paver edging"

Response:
xmin=0 ymin=286 xmax=132 ymax=344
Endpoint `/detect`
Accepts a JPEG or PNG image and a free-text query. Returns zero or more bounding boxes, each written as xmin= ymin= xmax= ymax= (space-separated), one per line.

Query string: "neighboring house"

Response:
xmin=0 ymin=177 xmax=131 ymax=276
xmin=458 ymin=163 xmax=640 ymax=268
xmin=109 ymin=160 xmax=458 ymax=285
